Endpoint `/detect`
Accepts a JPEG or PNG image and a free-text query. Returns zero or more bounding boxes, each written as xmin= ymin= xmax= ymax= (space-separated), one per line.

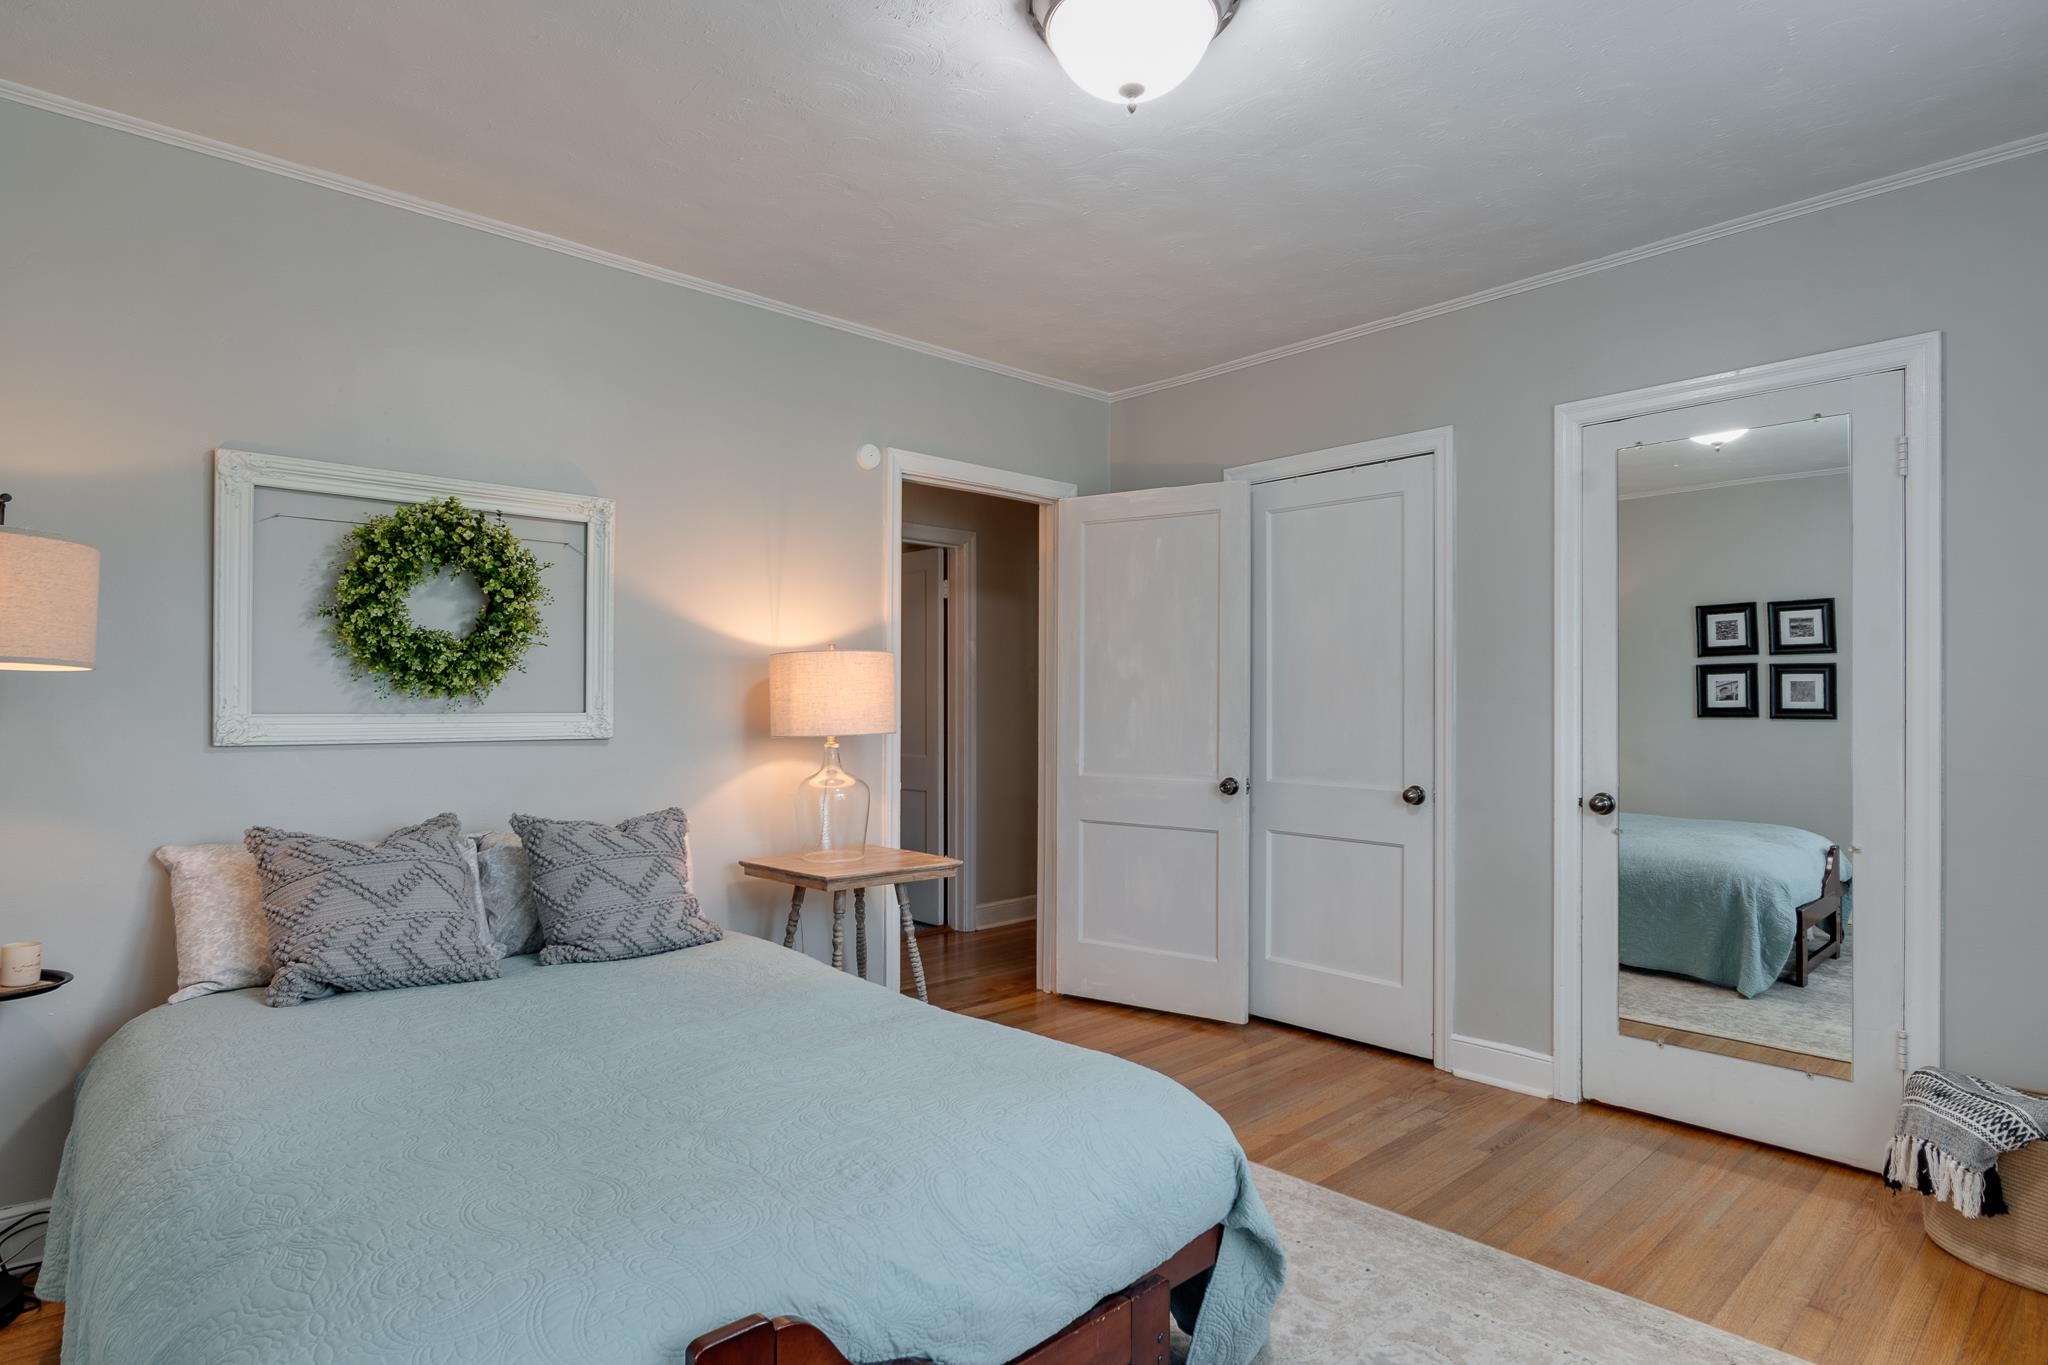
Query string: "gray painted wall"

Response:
xmin=0 ymin=101 xmax=1107 ymax=1203
xmin=901 ymin=485 xmax=1040 ymax=915
xmin=1619 ymin=474 xmax=1851 ymax=847
xmin=1113 ymin=150 xmax=2048 ymax=1089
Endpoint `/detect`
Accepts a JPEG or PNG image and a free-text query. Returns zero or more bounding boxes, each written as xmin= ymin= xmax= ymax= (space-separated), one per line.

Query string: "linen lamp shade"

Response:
xmin=0 ymin=527 xmax=100 ymax=671
xmin=769 ymin=648 xmax=896 ymax=738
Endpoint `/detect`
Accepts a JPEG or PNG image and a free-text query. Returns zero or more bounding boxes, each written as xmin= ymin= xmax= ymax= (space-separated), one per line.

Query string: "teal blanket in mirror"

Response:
xmin=41 ymin=935 xmax=1282 ymax=1364
xmin=1619 ymin=813 xmax=1850 ymax=998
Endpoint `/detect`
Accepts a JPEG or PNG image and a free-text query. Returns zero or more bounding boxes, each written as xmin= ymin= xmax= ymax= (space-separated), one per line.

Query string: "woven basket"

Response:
xmin=1923 ymin=1122 xmax=2048 ymax=1294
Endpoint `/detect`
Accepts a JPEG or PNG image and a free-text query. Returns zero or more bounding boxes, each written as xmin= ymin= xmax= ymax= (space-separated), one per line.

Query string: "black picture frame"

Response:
xmin=1769 ymin=597 xmax=1837 ymax=654
xmin=1696 ymin=663 xmax=1759 ymax=718
xmin=1770 ymin=663 xmax=1838 ymax=719
xmin=1695 ymin=601 xmax=1758 ymax=656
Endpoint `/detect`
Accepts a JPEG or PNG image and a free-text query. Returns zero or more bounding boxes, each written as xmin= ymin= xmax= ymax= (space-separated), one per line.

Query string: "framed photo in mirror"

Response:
xmin=1769 ymin=597 xmax=1836 ymax=654
xmin=1695 ymin=601 xmax=1758 ymax=656
xmin=1696 ymin=663 xmax=1758 ymax=718
xmin=1770 ymin=663 xmax=1837 ymax=719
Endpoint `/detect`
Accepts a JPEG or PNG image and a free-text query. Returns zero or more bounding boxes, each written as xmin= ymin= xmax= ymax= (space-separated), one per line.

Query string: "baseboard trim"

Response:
xmin=1447 ymin=1034 xmax=1556 ymax=1099
xmin=972 ymin=895 xmax=1037 ymax=929
xmin=0 ymin=1199 xmax=51 ymax=1271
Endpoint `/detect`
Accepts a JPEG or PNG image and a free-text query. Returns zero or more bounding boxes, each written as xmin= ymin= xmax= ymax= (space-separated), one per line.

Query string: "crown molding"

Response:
xmin=1110 ymin=128 xmax=2048 ymax=401
xmin=0 ymin=78 xmax=1113 ymax=403
xmin=6 ymin=77 xmax=2043 ymax=410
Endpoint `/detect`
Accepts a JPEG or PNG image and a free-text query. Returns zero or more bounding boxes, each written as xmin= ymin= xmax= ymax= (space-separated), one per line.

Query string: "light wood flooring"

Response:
xmin=5 ymin=925 xmax=2041 ymax=1364
xmin=907 ymin=922 xmax=2047 ymax=1364
xmin=1619 ymin=1016 xmax=1856 ymax=1081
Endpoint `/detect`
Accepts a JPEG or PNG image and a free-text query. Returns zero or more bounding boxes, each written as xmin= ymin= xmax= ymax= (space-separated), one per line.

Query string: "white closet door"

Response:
xmin=1249 ymin=456 xmax=1435 ymax=1056
xmin=899 ymin=546 xmax=947 ymax=926
xmin=1054 ymin=482 xmax=1251 ymax=1022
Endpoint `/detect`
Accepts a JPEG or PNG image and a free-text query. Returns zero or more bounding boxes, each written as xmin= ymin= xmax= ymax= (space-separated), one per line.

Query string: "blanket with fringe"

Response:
xmin=1883 ymin=1068 xmax=2048 ymax=1218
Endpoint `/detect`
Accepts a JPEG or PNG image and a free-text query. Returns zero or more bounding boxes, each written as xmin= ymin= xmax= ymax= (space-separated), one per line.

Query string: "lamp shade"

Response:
xmin=0 ymin=528 xmax=100 ymax=671
xmin=769 ymin=648 xmax=896 ymax=738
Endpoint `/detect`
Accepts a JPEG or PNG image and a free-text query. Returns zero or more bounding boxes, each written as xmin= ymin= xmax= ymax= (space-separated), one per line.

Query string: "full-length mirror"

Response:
xmin=1614 ymin=416 xmax=1852 ymax=1077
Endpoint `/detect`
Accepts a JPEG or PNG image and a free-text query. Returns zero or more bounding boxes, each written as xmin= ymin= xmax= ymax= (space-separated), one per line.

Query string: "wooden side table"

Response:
xmin=737 ymin=847 xmax=962 ymax=1003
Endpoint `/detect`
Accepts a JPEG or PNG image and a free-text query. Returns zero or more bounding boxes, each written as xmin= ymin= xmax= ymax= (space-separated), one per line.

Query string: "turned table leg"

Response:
xmin=781 ymin=887 xmax=805 ymax=950
xmin=853 ymin=888 xmax=869 ymax=980
xmin=830 ymin=890 xmax=847 ymax=973
xmin=896 ymin=883 xmax=929 ymax=1004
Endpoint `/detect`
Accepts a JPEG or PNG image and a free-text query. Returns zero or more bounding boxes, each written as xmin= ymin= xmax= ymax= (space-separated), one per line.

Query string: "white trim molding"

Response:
xmin=975 ymin=894 xmax=1038 ymax=928
xmin=1447 ymin=1035 xmax=1556 ymax=1100
xmin=1111 ymin=135 xmax=2046 ymax=401
xmin=1550 ymin=334 xmax=1944 ymax=1104
xmin=0 ymin=79 xmax=1108 ymax=403
xmin=212 ymin=449 xmax=615 ymax=746
xmin=882 ymin=448 xmax=1077 ymax=994
xmin=1224 ymin=427 xmax=1457 ymax=1073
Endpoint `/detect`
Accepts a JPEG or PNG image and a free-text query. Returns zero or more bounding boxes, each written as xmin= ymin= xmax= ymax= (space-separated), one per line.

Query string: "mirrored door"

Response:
xmin=1580 ymin=373 xmax=1906 ymax=1168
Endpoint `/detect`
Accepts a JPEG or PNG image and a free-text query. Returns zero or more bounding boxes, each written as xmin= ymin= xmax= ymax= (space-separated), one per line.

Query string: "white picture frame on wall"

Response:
xmin=213 ymin=449 xmax=614 ymax=746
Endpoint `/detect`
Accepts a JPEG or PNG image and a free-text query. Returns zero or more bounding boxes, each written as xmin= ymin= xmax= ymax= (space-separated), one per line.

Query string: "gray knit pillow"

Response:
xmin=246 ymin=813 xmax=502 ymax=1007
xmin=509 ymin=808 xmax=721 ymax=965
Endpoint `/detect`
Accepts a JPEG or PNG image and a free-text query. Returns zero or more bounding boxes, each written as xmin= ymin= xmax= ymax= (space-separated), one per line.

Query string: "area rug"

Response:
xmin=1617 ymin=933 xmax=1851 ymax=1062
xmin=1215 ymin=1164 xmax=1803 ymax=1364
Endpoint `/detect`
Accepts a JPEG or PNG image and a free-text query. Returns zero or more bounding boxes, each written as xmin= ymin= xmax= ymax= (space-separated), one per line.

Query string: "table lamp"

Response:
xmin=769 ymin=645 xmax=896 ymax=862
xmin=0 ymin=492 xmax=95 ymax=1330
xmin=0 ymin=494 xmax=99 ymax=672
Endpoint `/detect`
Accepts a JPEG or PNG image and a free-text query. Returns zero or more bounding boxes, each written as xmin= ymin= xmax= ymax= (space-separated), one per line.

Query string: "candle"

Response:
xmin=1 ymin=941 xmax=42 ymax=989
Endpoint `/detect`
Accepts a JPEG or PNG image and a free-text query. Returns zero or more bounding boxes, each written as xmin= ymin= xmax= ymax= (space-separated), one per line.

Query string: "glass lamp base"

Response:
xmin=797 ymin=738 xmax=870 ymax=863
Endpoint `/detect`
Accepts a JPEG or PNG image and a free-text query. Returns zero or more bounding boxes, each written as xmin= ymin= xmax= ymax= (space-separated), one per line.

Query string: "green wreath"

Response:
xmin=322 ymin=497 xmax=552 ymax=702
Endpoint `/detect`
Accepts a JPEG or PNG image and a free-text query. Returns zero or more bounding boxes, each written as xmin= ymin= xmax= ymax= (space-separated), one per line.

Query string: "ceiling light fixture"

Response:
xmin=1689 ymin=429 xmax=1750 ymax=447
xmin=1031 ymin=0 xmax=1240 ymax=111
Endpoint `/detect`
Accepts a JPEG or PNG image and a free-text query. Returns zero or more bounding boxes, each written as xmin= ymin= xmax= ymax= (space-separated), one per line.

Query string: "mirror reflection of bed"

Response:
xmin=1613 ymin=416 xmax=1853 ymax=1078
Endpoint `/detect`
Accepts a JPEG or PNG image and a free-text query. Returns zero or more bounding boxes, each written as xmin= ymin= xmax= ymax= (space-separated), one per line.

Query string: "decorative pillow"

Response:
xmin=509 ymin=808 xmax=721 ymax=965
xmin=473 ymin=831 xmax=544 ymax=958
xmin=155 ymin=843 xmax=272 ymax=1004
xmin=245 ymin=813 xmax=501 ymax=1007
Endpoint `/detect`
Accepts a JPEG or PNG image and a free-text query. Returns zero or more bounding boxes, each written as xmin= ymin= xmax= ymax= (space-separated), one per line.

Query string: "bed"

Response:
xmin=39 ymin=934 xmax=1283 ymax=1365
xmin=1619 ymin=813 xmax=1851 ymax=998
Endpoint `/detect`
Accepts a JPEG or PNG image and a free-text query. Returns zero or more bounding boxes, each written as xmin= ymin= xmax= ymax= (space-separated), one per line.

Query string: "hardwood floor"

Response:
xmin=1619 ymin=1016 xmax=1856 ymax=1081
xmin=909 ymin=922 xmax=2048 ymax=1364
xmin=5 ymin=926 xmax=2038 ymax=1364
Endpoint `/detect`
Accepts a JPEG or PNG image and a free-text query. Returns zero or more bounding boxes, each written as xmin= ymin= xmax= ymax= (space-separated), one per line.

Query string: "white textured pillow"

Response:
xmin=155 ymin=843 xmax=272 ymax=1003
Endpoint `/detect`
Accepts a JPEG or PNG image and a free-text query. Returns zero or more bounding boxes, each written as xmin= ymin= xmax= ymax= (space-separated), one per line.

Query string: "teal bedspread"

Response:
xmin=1619 ymin=813 xmax=1848 ymax=998
xmin=41 ymin=935 xmax=1282 ymax=1364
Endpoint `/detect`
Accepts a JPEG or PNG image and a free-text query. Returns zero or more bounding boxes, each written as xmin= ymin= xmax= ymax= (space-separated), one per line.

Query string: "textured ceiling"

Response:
xmin=3 ymin=0 xmax=2047 ymax=393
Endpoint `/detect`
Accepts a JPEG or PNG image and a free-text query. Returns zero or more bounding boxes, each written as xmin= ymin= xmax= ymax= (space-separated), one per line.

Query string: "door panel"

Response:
xmin=1249 ymin=456 xmax=1435 ymax=1055
xmin=899 ymin=545 xmax=947 ymax=926
xmin=1055 ymin=483 xmax=1250 ymax=1022
xmin=1581 ymin=374 xmax=1905 ymax=1169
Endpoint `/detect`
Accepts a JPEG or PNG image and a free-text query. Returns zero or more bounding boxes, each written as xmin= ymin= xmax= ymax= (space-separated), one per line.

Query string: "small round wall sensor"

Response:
xmin=856 ymin=443 xmax=882 ymax=471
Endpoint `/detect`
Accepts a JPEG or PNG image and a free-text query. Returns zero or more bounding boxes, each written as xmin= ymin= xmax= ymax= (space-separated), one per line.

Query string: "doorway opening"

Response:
xmin=899 ymin=487 xmax=1042 ymax=945
xmin=882 ymin=449 xmax=1076 ymax=998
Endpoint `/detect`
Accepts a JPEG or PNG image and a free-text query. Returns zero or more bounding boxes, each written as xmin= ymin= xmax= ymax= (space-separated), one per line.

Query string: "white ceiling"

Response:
xmin=4 ymin=1 xmax=2046 ymax=394
xmin=1619 ymin=416 xmax=1849 ymax=498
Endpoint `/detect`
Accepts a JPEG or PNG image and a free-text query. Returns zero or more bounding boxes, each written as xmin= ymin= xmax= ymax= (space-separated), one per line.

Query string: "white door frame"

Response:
xmin=1551 ymin=334 xmax=1944 ymax=1103
xmin=1224 ymin=426 xmax=1457 ymax=1072
xmin=885 ymin=448 xmax=1077 ymax=995
xmin=901 ymin=523 xmax=977 ymax=930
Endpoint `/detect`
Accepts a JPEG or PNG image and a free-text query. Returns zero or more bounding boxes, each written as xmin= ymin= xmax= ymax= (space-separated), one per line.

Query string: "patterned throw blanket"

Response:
xmin=1884 ymin=1068 xmax=2048 ymax=1217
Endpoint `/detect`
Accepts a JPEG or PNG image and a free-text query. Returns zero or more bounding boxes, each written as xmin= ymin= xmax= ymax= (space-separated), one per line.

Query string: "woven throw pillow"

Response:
xmin=156 ymin=843 xmax=272 ymax=1004
xmin=246 ymin=813 xmax=501 ymax=1007
xmin=509 ymin=808 xmax=721 ymax=965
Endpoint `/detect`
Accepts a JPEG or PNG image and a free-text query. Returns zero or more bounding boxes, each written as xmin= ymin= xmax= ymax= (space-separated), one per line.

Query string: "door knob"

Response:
xmin=1586 ymin=792 xmax=1616 ymax=816
xmin=1402 ymin=785 xmax=1427 ymax=806
xmin=1218 ymin=777 xmax=1241 ymax=796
